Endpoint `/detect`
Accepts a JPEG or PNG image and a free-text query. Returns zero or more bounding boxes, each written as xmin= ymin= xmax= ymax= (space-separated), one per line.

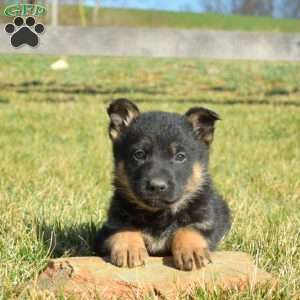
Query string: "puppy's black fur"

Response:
xmin=95 ymin=99 xmax=231 ymax=271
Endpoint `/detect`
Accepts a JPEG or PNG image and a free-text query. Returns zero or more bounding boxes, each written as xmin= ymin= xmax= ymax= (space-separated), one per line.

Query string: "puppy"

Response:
xmin=95 ymin=99 xmax=231 ymax=271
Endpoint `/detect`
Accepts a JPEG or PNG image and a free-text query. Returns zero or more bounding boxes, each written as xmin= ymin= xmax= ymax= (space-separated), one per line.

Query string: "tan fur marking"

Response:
xmin=172 ymin=228 xmax=211 ymax=271
xmin=110 ymin=128 xmax=119 ymax=140
xmin=170 ymin=142 xmax=178 ymax=156
xmin=170 ymin=162 xmax=205 ymax=214
xmin=124 ymin=110 xmax=138 ymax=126
xmin=108 ymin=230 xmax=148 ymax=268
xmin=185 ymin=162 xmax=204 ymax=193
xmin=203 ymin=132 xmax=214 ymax=144
xmin=115 ymin=162 xmax=160 ymax=212
xmin=186 ymin=112 xmax=215 ymax=144
xmin=109 ymin=108 xmax=139 ymax=141
xmin=186 ymin=113 xmax=199 ymax=129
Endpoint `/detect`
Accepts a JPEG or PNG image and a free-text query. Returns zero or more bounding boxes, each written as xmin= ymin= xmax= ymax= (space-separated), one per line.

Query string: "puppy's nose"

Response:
xmin=147 ymin=178 xmax=168 ymax=193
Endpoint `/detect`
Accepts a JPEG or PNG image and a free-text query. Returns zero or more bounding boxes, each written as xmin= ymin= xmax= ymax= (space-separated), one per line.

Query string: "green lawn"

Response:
xmin=1 ymin=6 xmax=300 ymax=32
xmin=0 ymin=54 xmax=300 ymax=299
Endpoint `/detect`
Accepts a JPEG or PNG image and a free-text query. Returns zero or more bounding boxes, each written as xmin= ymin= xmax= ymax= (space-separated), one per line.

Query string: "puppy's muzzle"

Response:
xmin=146 ymin=178 xmax=168 ymax=194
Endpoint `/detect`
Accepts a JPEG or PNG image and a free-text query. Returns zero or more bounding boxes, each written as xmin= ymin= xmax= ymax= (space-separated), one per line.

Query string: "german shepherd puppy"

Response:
xmin=95 ymin=99 xmax=231 ymax=271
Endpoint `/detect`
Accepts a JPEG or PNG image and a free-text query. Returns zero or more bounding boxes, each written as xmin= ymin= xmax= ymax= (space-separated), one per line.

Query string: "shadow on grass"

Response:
xmin=104 ymin=98 xmax=300 ymax=107
xmin=0 ymin=96 xmax=9 ymax=104
xmin=1 ymin=82 xmax=166 ymax=96
xmin=3 ymin=81 xmax=300 ymax=106
xmin=37 ymin=220 xmax=100 ymax=258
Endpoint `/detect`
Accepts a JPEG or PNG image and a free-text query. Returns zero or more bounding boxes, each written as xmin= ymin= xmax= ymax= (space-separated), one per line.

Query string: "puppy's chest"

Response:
xmin=130 ymin=206 xmax=201 ymax=254
xmin=142 ymin=224 xmax=176 ymax=255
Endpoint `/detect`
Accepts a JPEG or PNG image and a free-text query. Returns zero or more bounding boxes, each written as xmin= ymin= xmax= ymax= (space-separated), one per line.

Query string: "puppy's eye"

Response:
xmin=174 ymin=152 xmax=186 ymax=162
xmin=133 ymin=149 xmax=146 ymax=161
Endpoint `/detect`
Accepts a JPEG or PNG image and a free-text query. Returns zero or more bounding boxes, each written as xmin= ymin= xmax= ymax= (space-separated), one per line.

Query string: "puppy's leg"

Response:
xmin=107 ymin=229 xmax=148 ymax=268
xmin=171 ymin=228 xmax=211 ymax=271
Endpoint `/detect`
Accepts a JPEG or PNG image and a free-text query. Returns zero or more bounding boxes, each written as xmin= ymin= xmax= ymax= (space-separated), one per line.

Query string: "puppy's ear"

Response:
xmin=107 ymin=98 xmax=140 ymax=141
xmin=185 ymin=107 xmax=220 ymax=145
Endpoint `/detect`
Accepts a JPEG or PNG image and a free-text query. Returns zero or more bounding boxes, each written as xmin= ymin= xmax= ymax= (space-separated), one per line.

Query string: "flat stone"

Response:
xmin=33 ymin=252 xmax=272 ymax=299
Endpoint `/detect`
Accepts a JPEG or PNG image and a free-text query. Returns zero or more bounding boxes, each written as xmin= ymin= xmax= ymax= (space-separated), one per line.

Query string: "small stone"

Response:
xmin=33 ymin=252 xmax=272 ymax=299
xmin=50 ymin=59 xmax=69 ymax=71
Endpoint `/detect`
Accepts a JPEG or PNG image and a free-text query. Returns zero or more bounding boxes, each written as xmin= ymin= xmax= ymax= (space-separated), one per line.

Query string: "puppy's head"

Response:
xmin=107 ymin=98 xmax=220 ymax=211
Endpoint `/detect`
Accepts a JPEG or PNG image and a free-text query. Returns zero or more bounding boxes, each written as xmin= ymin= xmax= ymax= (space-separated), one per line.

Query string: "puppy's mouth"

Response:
xmin=142 ymin=196 xmax=179 ymax=208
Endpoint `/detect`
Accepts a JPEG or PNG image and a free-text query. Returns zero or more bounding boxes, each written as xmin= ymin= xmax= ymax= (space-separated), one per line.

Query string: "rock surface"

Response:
xmin=34 ymin=252 xmax=272 ymax=299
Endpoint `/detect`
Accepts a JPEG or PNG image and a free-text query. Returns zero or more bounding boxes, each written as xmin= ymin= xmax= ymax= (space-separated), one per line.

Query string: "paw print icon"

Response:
xmin=5 ymin=16 xmax=45 ymax=48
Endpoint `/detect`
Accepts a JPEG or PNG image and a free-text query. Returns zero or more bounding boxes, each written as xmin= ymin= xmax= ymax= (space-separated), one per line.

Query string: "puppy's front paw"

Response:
xmin=172 ymin=228 xmax=211 ymax=271
xmin=108 ymin=230 xmax=148 ymax=268
xmin=111 ymin=245 xmax=148 ymax=268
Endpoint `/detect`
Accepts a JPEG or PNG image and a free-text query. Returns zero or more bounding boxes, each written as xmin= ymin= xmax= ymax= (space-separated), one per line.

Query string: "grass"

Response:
xmin=0 ymin=54 xmax=300 ymax=299
xmin=1 ymin=6 xmax=300 ymax=32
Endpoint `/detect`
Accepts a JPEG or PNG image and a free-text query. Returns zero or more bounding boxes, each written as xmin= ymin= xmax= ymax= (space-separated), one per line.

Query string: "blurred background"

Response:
xmin=1 ymin=0 xmax=300 ymax=28
xmin=1 ymin=0 xmax=300 ymax=59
